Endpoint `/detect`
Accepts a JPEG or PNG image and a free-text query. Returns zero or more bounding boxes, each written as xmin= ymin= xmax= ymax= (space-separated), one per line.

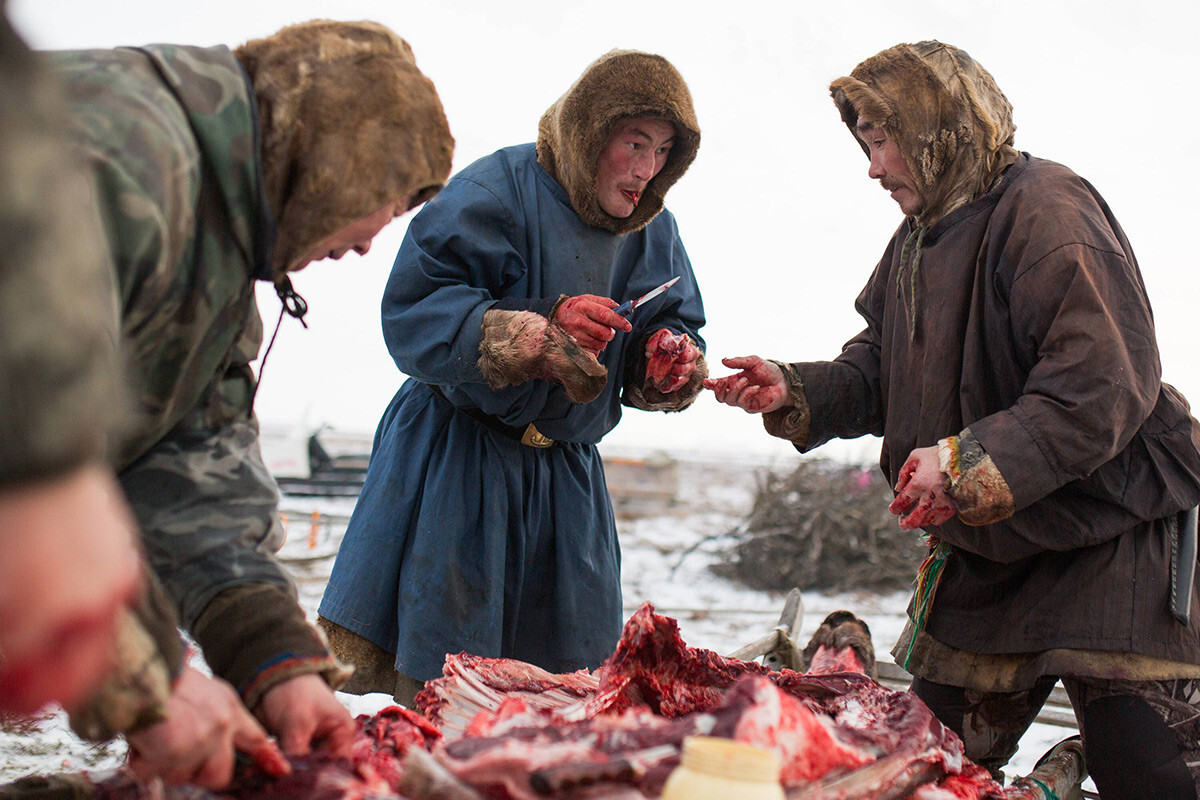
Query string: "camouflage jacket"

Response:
xmin=50 ymin=44 xmax=340 ymax=721
xmin=50 ymin=44 xmax=272 ymax=469
xmin=0 ymin=26 xmax=123 ymax=487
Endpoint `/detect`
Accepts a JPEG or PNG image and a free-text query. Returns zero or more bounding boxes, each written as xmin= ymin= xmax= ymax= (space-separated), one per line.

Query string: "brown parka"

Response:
xmin=769 ymin=41 xmax=1200 ymax=679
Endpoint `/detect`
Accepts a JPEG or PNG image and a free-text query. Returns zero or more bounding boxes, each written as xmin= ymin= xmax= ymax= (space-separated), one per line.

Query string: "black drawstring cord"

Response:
xmin=276 ymin=275 xmax=309 ymax=328
xmin=250 ymin=276 xmax=309 ymax=409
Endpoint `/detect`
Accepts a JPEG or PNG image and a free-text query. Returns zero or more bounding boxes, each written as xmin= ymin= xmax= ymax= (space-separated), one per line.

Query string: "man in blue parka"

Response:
xmin=318 ymin=49 xmax=706 ymax=703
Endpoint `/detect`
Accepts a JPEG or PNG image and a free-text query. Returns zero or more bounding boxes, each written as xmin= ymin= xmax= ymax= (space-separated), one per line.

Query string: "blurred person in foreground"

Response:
xmin=0 ymin=0 xmax=140 ymax=721
xmin=317 ymin=50 xmax=706 ymax=705
xmin=4 ymin=19 xmax=453 ymax=789
xmin=705 ymin=41 xmax=1200 ymax=799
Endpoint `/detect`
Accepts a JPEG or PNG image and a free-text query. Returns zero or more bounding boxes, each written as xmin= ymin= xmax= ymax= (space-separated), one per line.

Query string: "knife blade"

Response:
xmin=614 ymin=276 xmax=680 ymax=318
xmin=1172 ymin=505 xmax=1198 ymax=625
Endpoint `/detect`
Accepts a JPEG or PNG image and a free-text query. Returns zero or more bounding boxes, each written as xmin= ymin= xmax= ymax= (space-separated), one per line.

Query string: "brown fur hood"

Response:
xmin=830 ymin=41 xmax=1017 ymax=227
xmin=235 ymin=20 xmax=454 ymax=275
xmin=536 ymin=49 xmax=700 ymax=236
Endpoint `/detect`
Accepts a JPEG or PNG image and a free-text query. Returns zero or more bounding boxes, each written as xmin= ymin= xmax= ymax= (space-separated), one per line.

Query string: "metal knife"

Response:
xmin=614 ymin=276 xmax=680 ymax=318
xmin=1172 ymin=505 xmax=1198 ymax=625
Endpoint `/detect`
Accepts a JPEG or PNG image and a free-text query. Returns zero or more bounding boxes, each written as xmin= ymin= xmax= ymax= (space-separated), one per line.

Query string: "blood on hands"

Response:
xmin=645 ymin=329 xmax=694 ymax=392
xmin=889 ymin=447 xmax=956 ymax=530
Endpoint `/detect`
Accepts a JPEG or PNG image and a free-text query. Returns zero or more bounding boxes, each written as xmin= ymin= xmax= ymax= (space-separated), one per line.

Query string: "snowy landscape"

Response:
xmin=2 ymin=3 xmax=1188 ymax=796
xmin=0 ymin=449 xmax=1084 ymax=791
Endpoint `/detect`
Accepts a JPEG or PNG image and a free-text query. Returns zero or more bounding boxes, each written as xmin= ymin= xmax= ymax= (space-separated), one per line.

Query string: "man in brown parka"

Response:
xmin=707 ymin=41 xmax=1200 ymax=798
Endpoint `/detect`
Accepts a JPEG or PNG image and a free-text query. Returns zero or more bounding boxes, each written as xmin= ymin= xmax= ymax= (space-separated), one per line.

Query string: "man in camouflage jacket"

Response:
xmin=36 ymin=19 xmax=453 ymax=782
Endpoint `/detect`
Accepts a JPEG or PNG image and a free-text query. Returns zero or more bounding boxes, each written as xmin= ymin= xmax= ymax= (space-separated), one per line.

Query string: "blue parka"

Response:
xmin=320 ymin=143 xmax=705 ymax=680
xmin=321 ymin=49 xmax=706 ymax=682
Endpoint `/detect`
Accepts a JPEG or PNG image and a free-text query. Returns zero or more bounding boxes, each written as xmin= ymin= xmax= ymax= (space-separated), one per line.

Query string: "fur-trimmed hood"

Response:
xmin=830 ymin=41 xmax=1017 ymax=227
xmin=235 ymin=20 xmax=454 ymax=276
xmin=536 ymin=49 xmax=700 ymax=235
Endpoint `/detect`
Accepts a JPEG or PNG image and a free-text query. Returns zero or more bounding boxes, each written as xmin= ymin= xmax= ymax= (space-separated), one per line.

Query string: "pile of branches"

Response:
xmin=711 ymin=458 xmax=929 ymax=594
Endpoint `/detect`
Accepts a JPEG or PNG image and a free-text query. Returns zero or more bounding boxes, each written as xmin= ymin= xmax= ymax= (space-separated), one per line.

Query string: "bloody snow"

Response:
xmin=75 ymin=604 xmax=1021 ymax=800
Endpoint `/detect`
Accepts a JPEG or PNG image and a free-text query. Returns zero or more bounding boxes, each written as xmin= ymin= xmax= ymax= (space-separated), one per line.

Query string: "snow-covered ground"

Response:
xmin=0 ymin=454 xmax=1082 ymax=790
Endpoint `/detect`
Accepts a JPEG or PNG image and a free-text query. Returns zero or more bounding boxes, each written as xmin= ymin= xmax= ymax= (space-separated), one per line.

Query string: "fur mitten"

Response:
xmin=477 ymin=309 xmax=607 ymax=404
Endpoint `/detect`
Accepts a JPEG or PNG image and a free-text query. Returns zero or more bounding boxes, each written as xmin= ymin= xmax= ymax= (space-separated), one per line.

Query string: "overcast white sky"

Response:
xmin=12 ymin=0 xmax=1199 ymax=464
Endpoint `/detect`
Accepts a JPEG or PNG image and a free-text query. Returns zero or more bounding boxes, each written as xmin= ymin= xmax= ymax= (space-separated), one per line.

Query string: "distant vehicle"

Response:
xmin=263 ymin=426 xmax=370 ymax=497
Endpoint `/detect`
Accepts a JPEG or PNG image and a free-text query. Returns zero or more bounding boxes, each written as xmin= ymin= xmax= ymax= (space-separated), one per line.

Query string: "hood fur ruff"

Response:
xmin=830 ymin=41 xmax=1018 ymax=227
xmin=235 ymin=20 xmax=454 ymax=276
xmin=536 ymin=49 xmax=700 ymax=235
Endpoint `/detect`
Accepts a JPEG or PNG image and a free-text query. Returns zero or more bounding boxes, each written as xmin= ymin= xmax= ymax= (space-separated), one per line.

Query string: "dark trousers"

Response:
xmin=912 ymin=675 xmax=1199 ymax=799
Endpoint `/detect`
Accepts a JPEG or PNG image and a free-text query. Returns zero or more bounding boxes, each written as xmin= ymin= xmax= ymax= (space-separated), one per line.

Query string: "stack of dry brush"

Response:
xmin=713 ymin=459 xmax=928 ymax=594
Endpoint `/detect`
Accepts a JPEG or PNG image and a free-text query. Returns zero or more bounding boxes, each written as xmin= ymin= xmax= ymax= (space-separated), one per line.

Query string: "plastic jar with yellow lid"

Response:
xmin=661 ymin=735 xmax=785 ymax=800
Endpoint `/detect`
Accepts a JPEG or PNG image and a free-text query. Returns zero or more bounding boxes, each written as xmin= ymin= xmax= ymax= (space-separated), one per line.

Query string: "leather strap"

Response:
xmin=426 ymin=384 xmax=555 ymax=448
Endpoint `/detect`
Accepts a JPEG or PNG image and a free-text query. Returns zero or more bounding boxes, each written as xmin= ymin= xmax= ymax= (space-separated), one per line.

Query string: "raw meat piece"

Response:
xmin=586 ymin=603 xmax=958 ymax=766
xmin=720 ymin=676 xmax=873 ymax=783
xmin=417 ymin=604 xmax=989 ymax=799
xmin=770 ymin=671 xmax=959 ymax=763
xmin=351 ymin=705 xmax=443 ymax=786
xmin=417 ymin=605 xmax=880 ymax=731
xmin=801 ymin=611 xmax=877 ymax=678
xmin=442 ymin=703 xmax=691 ymax=798
xmin=578 ymin=602 xmax=775 ymax=718
xmin=87 ymin=705 xmax=441 ymax=800
xmin=90 ymin=757 xmax=393 ymax=800
xmin=807 ymin=644 xmax=871 ymax=676
xmin=416 ymin=653 xmax=598 ymax=739
xmin=577 ymin=604 xmax=889 ymax=725
xmin=904 ymin=764 xmax=1005 ymax=799
xmin=644 ymin=331 xmax=688 ymax=389
xmin=429 ymin=675 xmax=871 ymax=800
xmin=785 ymin=751 xmax=945 ymax=800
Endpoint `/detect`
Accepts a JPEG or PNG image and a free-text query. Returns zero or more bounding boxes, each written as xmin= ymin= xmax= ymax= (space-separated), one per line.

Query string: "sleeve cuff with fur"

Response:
xmin=191 ymin=583 xmax=352 ymax=711
xmin=134 ymin=568 xmax=187 ymax=682
xmin=938 ymin=429 xmax=1016 ymax=526
xmin=762 ymin=361 xmax=812 ymax=449
xmin=624 ymin=346 xmax=707 ymax=412
xmin=477 ymin=308 xmax=607 ymax=404
xmin=68 ymin=608 xmax=172 ymax=741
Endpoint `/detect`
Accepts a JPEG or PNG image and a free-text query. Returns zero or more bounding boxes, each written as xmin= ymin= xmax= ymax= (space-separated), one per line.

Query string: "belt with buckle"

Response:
xmin=426 ymin=384 xmax=555 ymax=448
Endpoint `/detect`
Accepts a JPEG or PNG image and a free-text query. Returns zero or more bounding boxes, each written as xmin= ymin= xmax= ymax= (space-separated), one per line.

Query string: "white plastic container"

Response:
xmin=661 ymin=735 xmax=786 ymax=800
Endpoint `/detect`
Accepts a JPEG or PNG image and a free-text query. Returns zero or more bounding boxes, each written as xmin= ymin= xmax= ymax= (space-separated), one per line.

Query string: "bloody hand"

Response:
xmin=644 ymin=329 xmax=698 ymax=393
xmin=256 ymin=673 xmax=355 ymax=759
xmin=889 ymin=446 xmax=957 ymax=530
xmin=703 ymin=356 xmax=789 ymax=414
xmin=553 ymin=295 xmax=632 ymax=356
xmin=126 ymin=666 xmax=290 ymax=789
